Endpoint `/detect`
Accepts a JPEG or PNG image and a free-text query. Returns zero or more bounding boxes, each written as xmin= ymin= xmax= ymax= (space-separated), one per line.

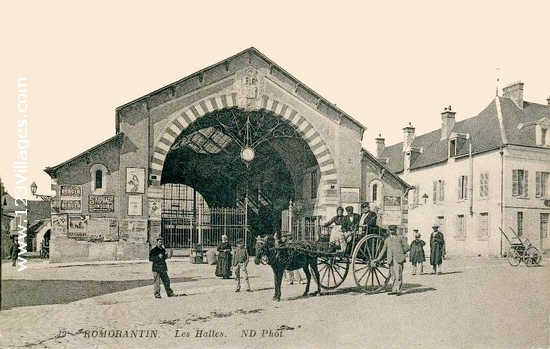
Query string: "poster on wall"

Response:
xmin=120 ymin=219 xmax=147 ymax=242
xmin=148 ymin=198 xmax=162 ymax=220
xmin=60 ymin=185 xmax=82 ymax=198
xmin=126 ymin=167 xmax=145 ymax=193
xmin=128 ymin=195 xmax=142 ymax=216
xmin=68 ymin=215 xmax=88 ymax=240
xmin=51 ymin=214 xmax=68 ymax=234
xmin=59 ymin=184 xmax=82 ymax=213
xmin=89 ymin=195 xmax=115 ymax=213
xmin=381 ymin=196 xmax=402 ymax=226
xmin=87 ymin=218 xmax=119 ymax=241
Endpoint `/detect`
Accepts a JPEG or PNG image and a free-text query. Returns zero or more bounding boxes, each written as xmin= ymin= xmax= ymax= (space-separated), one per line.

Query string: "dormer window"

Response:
xmin=535 ymin=117 xmax=550 ymax=147
xmin=448 ymin=132 xmax=469 ymax=158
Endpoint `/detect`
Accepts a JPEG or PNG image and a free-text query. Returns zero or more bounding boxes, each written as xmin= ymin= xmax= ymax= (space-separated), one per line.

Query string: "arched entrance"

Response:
xmin=159 ymin=106 xmax=323 ymax=249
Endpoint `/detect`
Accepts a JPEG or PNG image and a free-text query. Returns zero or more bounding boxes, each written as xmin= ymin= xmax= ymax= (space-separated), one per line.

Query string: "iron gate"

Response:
xmin=161 ymin=184 xmax=247 ymax=249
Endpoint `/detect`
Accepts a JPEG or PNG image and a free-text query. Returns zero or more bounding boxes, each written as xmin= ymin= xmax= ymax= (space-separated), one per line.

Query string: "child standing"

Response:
xmin=232 ymin=238 xmax=251 ymax=292
xmin=409 ymin=230 xmax=426 ymax=275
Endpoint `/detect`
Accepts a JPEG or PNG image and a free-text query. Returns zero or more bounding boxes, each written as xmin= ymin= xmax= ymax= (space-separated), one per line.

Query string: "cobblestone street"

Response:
xmin=1 ymin=256 xmax=549 ymax=349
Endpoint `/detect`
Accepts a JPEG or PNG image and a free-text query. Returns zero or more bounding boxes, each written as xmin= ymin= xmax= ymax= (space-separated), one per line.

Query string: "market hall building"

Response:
xmin=44 ymin=47 xmax=411 ymax=263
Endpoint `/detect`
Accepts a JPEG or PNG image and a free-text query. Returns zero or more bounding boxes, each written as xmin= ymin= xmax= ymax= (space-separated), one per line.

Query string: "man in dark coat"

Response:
xmin=149 ymin=237 xmax=174 ymax=298
xmin=358 ymin=202 xmax=378 ymax=235
xmin=10 ymin=238 xmax=20 ymax=267
xmin=430 ymin=225 xmax=445 ymax=274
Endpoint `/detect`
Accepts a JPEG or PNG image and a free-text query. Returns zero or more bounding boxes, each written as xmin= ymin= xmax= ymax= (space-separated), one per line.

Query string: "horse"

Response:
xmin=254 ymin=234 xmax=321 ymax=301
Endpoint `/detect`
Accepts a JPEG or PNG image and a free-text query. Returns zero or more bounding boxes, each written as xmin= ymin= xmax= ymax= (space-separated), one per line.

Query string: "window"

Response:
xmin=458 ymin=175 xmax=468 ymax=200
xmin=310 ymin=170 xmax=318 ymax=199
xmin=369 ymin=180 xmax=383 ymax=207
xmin=90 ymin=164 xmax=108 ymax=194
xmin=480 ymin=172 xmax=489 ymax=197
xmin=536 ymin=122 xmax=550 ymax=147
xmin=95 ymin=170 xmax=103 ymax=190
xmin=433 ymin=180 xmax=445 ymax=203
xmin=536 ymin=172 xmax=549 ymax=198
xmin=478 ymin=212 xmax=489 ymax=238
xmin=437 ymin=216 xmax=445 ymax=232
xmin=541 ymin=213 xmax=549 ymax=238
xmin=517 ymin=212 xmax=524 ymax=237
xmin=449 ymin=139 xmax=457 ymax=157
xmin=512 ymin=169 xmax=528 ymax=197
xmin=456 ymin=214 xmax=465 ymax=238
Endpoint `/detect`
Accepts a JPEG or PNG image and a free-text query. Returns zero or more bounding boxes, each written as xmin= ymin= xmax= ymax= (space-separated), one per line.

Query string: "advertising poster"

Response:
xmin=126 ymin=168 xmax=145 ymax=194
xmin=1 ymin=4 xmax=548 ymax=349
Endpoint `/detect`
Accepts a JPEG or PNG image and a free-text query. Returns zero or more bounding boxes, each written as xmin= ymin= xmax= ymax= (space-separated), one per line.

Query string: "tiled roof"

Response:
xmin=361 ymin=148 xmax=413 ymax=189
xmin=45 ymin=133 xmax=124 ymax=176
xmin=380 ymin=97 xmax=550 ymax=173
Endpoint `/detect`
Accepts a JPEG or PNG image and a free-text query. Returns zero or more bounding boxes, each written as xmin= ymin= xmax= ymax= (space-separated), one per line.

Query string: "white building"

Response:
xmin=377 ymin=81 xmax=550 ymax=256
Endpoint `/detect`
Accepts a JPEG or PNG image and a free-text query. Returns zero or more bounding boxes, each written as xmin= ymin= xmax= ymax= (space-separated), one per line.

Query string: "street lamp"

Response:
xmin=30 ymin=181 xmax=52 ymax=202
xmin=422 ymin=193 xmax=429 ymax=204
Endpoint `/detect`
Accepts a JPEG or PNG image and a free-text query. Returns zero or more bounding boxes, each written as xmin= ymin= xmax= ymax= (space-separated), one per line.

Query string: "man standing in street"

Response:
xmin=430 ymin=224 xmax=446 ymax=275
xmin=149 ymin=237 xmax=175 ymax=299
xmin=372 ymin=225 xmax=409 ymax=296
xmin=10 ymin=238 xmax=20 ymax=267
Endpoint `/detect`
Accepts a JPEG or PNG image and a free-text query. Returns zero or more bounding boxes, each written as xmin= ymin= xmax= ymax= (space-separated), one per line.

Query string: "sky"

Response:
xmin=1 ymin=1 xmax=549 ymax=198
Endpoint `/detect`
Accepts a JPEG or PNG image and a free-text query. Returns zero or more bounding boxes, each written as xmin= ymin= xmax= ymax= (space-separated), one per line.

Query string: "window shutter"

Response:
xmin=523 ymin=170 xmax=529 ymax=197
xmin=441 ymin=180 xmax=445 ymax=201
xmin=433 ymin=181 xmax=437 ymax=203
xmin=512 ymin=170 xmax=518 ymax=196
xmin=458 ymin=177 xmax=462 ymax=199
xmin=536 ymin=172 xmax=541 ymax=198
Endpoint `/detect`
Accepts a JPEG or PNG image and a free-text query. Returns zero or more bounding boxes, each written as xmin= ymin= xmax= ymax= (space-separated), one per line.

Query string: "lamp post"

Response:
xmin=422 ymin=193 xmax=429 ymax=204
xmin=30 ymin=181 xmax=53 ymax=202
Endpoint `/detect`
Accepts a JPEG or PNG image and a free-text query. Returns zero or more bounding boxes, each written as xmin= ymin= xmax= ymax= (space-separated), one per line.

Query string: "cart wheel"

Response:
xmin=507 ymin=247 xmax=521 ymax=267
xmin=317 ymin=255 xmax=349 ymax=289
xmin=523 ymin=246 xmax=542 ymax=267
xmin=352 ymin=235 xmax=390 ymax=294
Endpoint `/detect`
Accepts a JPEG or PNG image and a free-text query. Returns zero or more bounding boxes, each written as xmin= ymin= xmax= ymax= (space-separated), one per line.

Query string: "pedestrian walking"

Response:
xmin=372 ymin=225 xmax=409 ymax=296
xmin=232 ymin=238 xmax=251 ymax=292
xmin=216 ymin=235 xmax=232 ymax=279
xmin=10 ymin=238 xmax=20 ymax=267
xmin=149 ymin=237 xmax=175 ymax=299
xmin=409 ymin=230 xmax=426 ymax=275
xmin=430 ymin=224 xmax=445 ymax=274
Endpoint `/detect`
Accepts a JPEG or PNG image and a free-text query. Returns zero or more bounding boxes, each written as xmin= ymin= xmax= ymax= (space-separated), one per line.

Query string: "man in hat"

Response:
xmin=430 ymin=224 xmax=445 ymax=274
xmin=359 ymin=202 xmax=378 ymax=235
xmin=232 ymin=238 xmax=251 ymax=292
xmin=149 ymin=237 xmax=175 ymax=298
xmin=372 ymin=225 xmax=409 ymax=296
xmin=339 ymin=206 xmax=361 ymax=253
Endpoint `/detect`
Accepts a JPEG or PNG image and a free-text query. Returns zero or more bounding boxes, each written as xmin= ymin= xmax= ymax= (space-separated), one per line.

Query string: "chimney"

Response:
xmin=402 ymin=123 xmax=415 ymax=151
xmin=502 ymin=81 xmax=524 ymax=109
xmin=441 ymin=105 xmax=456 ymax=140
xmin=375 ymin=134 xmax=385 ymax=158
xmin=546 ymin=95 xmax=550 ymax=106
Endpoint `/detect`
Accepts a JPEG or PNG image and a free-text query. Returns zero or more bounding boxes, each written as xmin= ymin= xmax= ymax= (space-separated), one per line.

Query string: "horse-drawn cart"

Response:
xmin=500 ymin=227 xmax=542 ymax=267
xmin=316 ymin=227 xmax=390 ymax=294
xmin=254 ymin=226 xmax=391 ymax=301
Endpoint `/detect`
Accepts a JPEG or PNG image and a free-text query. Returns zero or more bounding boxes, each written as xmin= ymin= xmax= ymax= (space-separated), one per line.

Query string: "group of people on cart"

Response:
xmin=322 ymin=202 xmax=378 ymax=253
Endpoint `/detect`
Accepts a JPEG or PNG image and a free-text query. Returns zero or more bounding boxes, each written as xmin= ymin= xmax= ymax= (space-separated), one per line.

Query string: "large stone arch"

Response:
xmin=150 ymin=93 xmax=337 ymax=204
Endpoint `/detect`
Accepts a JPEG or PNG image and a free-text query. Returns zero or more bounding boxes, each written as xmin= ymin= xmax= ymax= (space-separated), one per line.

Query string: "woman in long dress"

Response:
xmin=216 ymin=235 xmax=232 ymax=279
